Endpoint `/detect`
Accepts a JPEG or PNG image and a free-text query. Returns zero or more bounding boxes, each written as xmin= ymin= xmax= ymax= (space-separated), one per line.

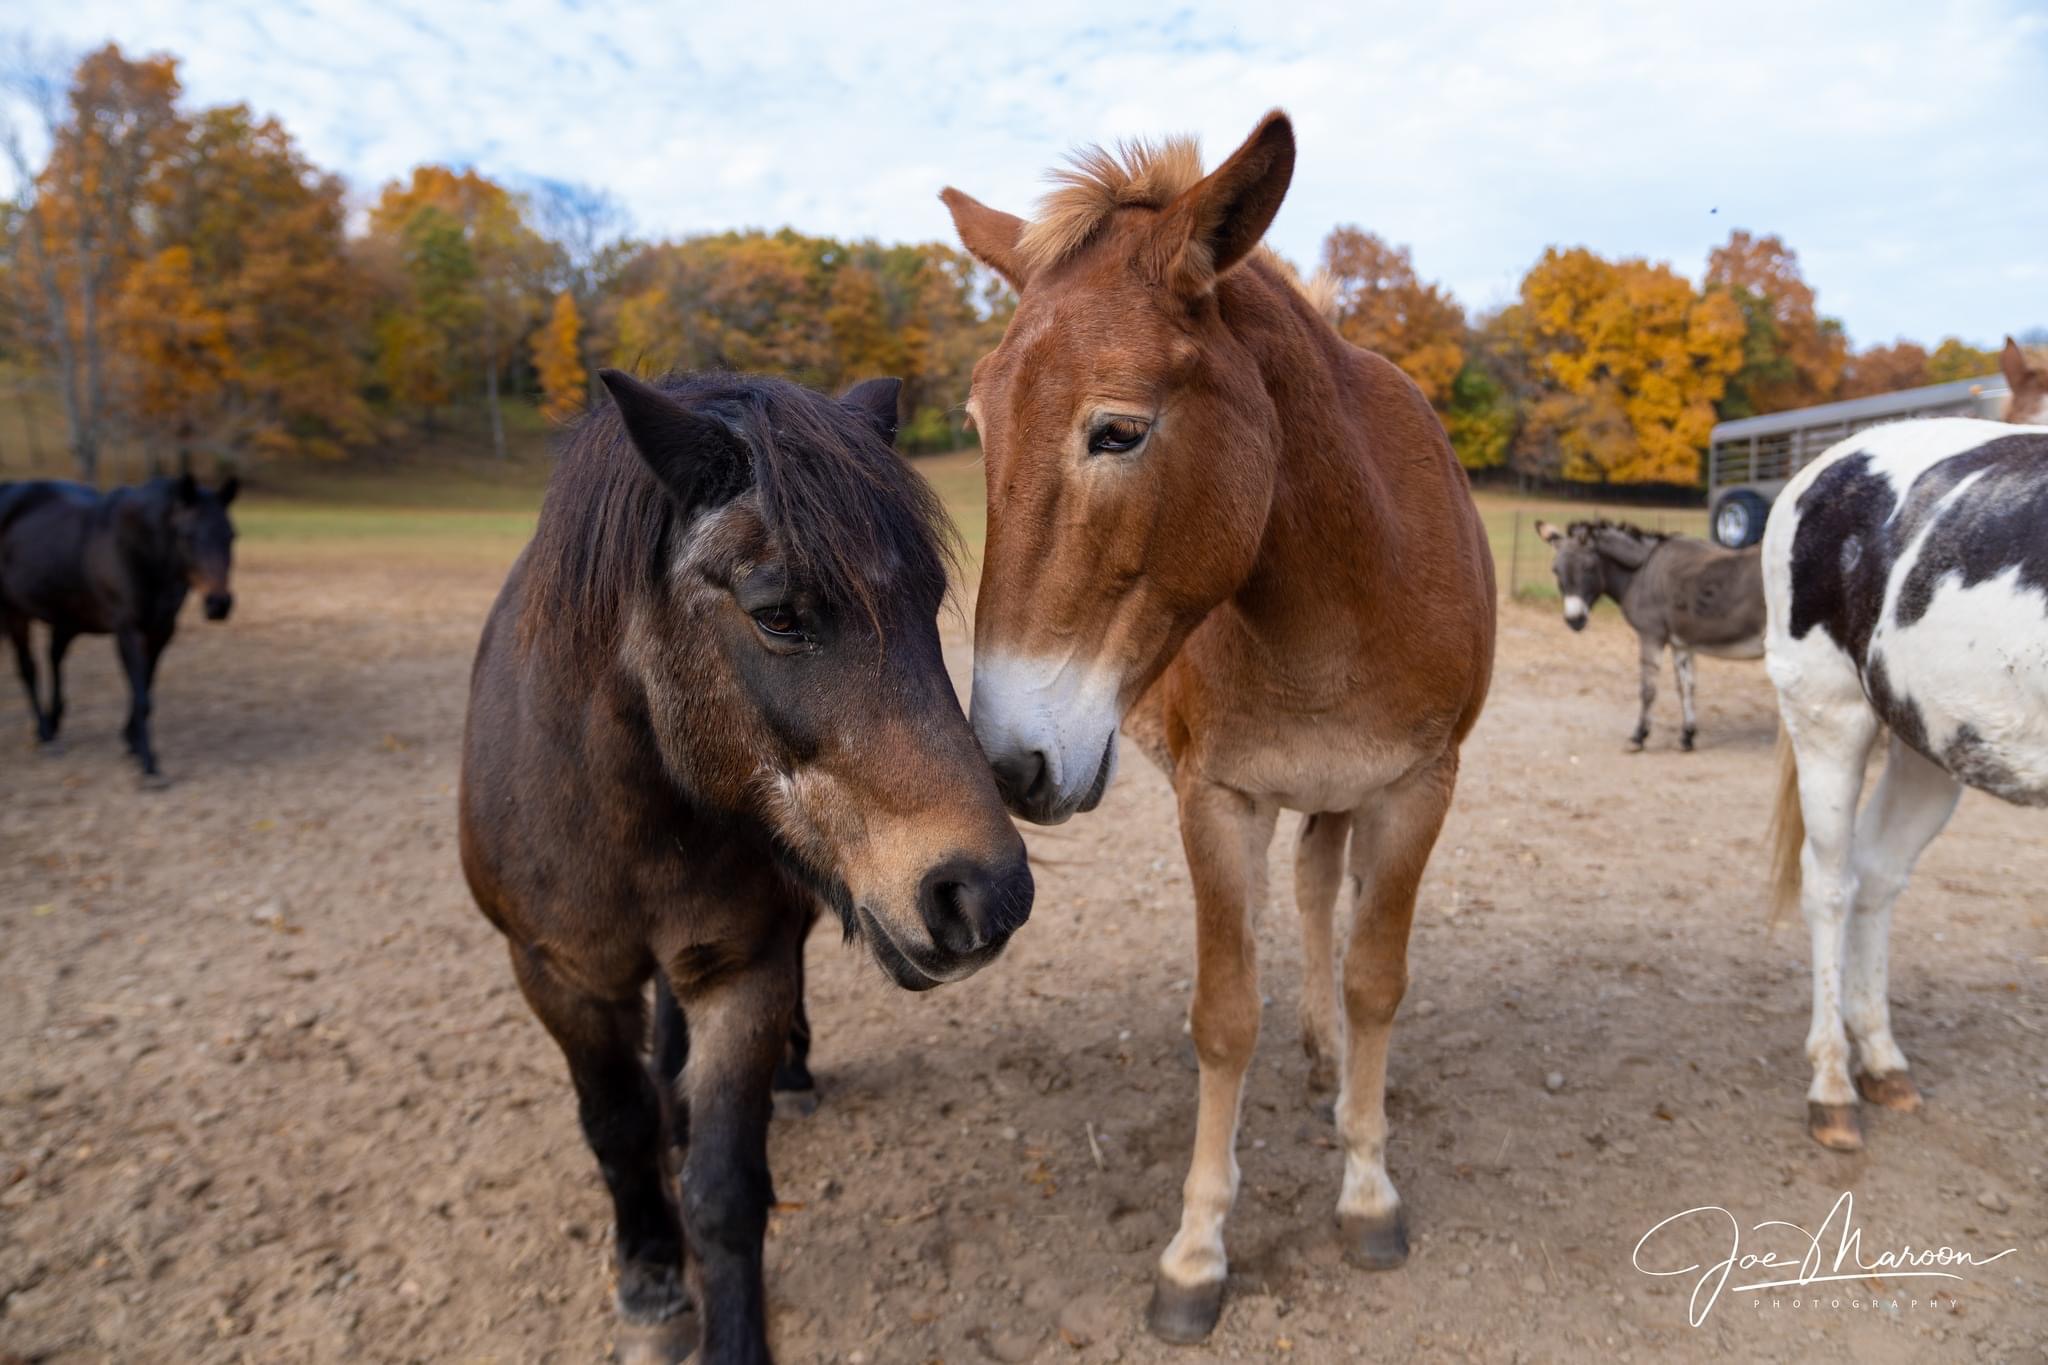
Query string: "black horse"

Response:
xmin=0 ymin=474 xmax=237 ymax=779
xmin=459 ymin=370 xmax=1032 ymax=1363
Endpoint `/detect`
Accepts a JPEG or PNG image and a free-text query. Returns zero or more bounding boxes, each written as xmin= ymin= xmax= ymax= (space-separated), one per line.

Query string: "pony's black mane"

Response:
xmin=522 ymin=372 xmax=955 ymax=656
xmin=1566 ymin=517 xmax=1670 ymax=544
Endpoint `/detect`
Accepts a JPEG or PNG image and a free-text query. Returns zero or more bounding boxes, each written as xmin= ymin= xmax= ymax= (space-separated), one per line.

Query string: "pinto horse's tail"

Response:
xmin=1767 ymin=726 xmax=1804 ymax=924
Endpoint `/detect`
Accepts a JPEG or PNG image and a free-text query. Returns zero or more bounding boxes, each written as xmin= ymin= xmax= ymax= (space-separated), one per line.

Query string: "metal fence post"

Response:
xmin=1510 ymin=511 xmax=1522 ymax=599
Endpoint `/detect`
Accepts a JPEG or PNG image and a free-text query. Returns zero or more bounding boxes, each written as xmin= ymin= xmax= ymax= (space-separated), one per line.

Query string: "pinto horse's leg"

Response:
xmin=1294 ymin=811 xmax=1352 ymax=1095
xmin=1673 ymin=648 xmax=1698 ymax=751
xmin=512 ymin=946 xmax=690 ymax=1362
xmin=670 ymin=942 xmax=795 ymax=1365
xmin=1785 ymin=700 xmax=1880 ymax=1150
xmin=1630 ymin=636 xmax=1661 ymax=750
xmin=1843 ymin=736 xmax=1959 ymax=1113
xmin=1148 ymin=784 xmax=1276 ymax=1345
xmin=5 ymin=610 xmax=49 ymax=742
xmin=1334 ymin=756 xmax=1455 ymax=1271
xmin=45 ymin=626 xmax=76 ymax=742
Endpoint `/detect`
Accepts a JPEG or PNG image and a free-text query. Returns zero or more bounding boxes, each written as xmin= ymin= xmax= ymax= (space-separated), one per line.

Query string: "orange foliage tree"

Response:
xmin=1704 ymin=230 xmax=1846 ymax=417
xmin=1319 ymin=227 xmax=1466 ymax=409
xmin=532 ymin=290 xmax=584 ymax=423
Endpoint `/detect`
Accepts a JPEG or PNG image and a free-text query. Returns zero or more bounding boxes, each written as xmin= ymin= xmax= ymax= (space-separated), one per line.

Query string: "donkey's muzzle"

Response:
xmin=919 ymin=852 xmax=1035 ymax=961
xmin=204 ymin=592 xmax=234 ymax=621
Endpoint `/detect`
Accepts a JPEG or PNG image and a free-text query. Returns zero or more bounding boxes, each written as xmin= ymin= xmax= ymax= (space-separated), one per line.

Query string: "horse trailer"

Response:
xmin=1705 ymin=374 xmax=2011 ymax=547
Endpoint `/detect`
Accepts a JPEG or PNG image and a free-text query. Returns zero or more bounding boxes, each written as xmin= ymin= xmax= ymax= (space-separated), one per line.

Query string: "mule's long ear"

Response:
xmin=940 ymin=188 xmax=1030 ymax=293
xmin=599 ymin=370 xmax=749 ymax=511
xmin=218 ymin=475 xmax=239 ymax=506
xmin=841 ymin=377 xmax=903 ymax=446
xmin=1535 ymin=519 xmax=1564 ymax=545
xmin=1152 ymin=110 xmax=1295 ymax=296
xmin=2003 ymin=335 xmax=2034 ymax=388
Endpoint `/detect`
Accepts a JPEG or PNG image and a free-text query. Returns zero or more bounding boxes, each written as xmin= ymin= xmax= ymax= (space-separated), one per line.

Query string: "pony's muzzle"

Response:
xmin=919 ymin=851 xmax=1034 ymax=960
xmin=204 ymin=592 xmax=234 ymax=621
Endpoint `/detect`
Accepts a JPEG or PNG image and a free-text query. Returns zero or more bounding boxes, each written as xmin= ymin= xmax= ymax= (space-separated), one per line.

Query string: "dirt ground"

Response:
xmin=2 ymin=537 xmax=2044 ymax=1365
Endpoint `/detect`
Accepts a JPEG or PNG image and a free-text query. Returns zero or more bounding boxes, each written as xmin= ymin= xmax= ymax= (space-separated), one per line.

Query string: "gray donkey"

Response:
xmin=1537 ymin=519 xmax=1765 ymax=751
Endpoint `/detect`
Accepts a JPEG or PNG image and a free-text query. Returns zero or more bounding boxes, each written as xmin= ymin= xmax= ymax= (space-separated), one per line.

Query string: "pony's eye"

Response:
xmin=752 ymin=607 xmax=803 ymax=639
xmin=1088 ymin=418 xmax=1149 ymax=454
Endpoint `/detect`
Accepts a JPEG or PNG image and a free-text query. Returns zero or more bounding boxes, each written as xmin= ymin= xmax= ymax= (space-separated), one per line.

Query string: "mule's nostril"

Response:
xmin=991 ymin=749 xmax=1051 ymax=808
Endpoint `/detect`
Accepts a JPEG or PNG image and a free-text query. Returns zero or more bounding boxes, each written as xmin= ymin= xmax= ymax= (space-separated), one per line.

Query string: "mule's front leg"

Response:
xmin=675 ymin=952 xmax=793 ymax=1364
xmin=1148 ymin=784 xmax=1276 ymax=1345
xmin=1335 ymin=758 xmax=1454 ymax=1268
xmin=1630 ymin=637 xmax=1661 ymax=750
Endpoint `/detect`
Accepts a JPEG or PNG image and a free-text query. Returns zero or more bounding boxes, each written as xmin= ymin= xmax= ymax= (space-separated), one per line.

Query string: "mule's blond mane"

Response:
xmin=1016 ymin=134 xmax=1337 ymax=322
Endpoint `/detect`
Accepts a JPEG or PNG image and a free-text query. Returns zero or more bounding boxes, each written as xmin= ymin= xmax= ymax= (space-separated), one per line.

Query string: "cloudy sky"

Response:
xmin=12 ymin=0 xmax=2047 ymax=347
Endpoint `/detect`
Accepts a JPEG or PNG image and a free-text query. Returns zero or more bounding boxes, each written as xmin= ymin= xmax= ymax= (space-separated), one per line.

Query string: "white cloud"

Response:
xmin=9 ymin=0 xmax=2046 ymax=345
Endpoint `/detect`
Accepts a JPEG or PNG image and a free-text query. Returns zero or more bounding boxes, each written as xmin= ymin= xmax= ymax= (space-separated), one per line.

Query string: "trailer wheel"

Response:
xmin=1712 ymin=490 xmax=1771 ymax=548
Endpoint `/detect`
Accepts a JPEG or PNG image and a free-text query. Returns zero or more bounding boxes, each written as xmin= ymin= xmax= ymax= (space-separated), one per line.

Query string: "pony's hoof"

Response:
xmin=611 ymin=1313 xmax=695 ymax=1365
xmin=772 ymin=1086 xmax=819 ymax=1121
xmin=1146 ymin=1275 xmax=1224 ymax=1345
xmin=35 ymin=738 xmax=65 ymax=757
xmin=137 ymin=770 xmax=173 ymax=791
xmin=1339 ymin=1207 xmax=1410 ymax=1270
xmin=1807 ymin=1102 xmax=1864 ymax=1151
xmin=1856 ymin=1070 xmax=1922 ymax=1112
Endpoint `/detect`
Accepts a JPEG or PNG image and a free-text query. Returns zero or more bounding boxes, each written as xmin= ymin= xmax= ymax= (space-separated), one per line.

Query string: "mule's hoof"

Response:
xmin=612 ymin=1312 xmax=695 ymax=1365
xmin=1856 ymin=1070 xmax=1922 ymax=1112
xmin=1305 ymin=1057 xmax=1338 ymax=1095
xmin=1308 ymin=1094 xmax=1337 ymax=1124
xmin=1807 ymin=1102 xmax=1864 ymax=1151
xmin=772 ymin=1086 xmax=819 ymax=1121
xmin=1146 ymin=1275 xmax=1224 ymax=1345
xmin=1339 ymin=1207 xmax=1410 ymax=1270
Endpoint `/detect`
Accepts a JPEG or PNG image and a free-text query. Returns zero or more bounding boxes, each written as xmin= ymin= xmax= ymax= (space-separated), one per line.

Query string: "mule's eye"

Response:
xmin=1088 ymin=418 xmax=1149 ymax=454
xmin=752 ymin=607 xmax=803 ymax=639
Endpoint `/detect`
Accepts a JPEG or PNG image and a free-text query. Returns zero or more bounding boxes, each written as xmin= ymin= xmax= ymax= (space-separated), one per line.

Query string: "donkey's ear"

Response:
xmin=599 ymin=370 xmax=749 ymax=511
xmin=2003 ymin=336 xmax=2034 ymax=388
xmin=1535 ymin=519 xmax=1564 ymax=545
xmin=1152 ymin=110 xmax=1295 ymax=296
xmin=1594 ymin=529 xmax=1655 ymax=567
xmin=841 ymin=377 xmax=903 ymax=445
xmin=217 ymin=476 xmax=239 ymax=506
xmin=940 ymin=188 xmax=1030 ymax=293
xmin=174 ymin=472 xmax=199 ymax=506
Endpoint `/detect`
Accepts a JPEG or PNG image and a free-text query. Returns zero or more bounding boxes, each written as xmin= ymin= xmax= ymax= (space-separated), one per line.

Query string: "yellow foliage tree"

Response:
xmin=532 ymin=291 xmax=584 ymax=423
xmin=1513 ymin=247 xmax=1744 ymax=483
xmin=108 ymin=244 xmax=233 ymax=462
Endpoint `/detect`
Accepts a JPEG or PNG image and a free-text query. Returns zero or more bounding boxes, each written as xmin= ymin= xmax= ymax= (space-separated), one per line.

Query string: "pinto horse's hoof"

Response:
xmin=1339 ymin=1207 xmax=1410 ymax=1270
xmin=1807 ymin=1102 xmax=1865 ymax=1151
xmin=1146 ymin=1275 xmax=1224 ymax=1345
xmin=611 ymin=1313 xmax=695 ymax=1365
xmin=1856 ymin=1070 xmax=1922 ymax=1112
xmin=772 ymin=1086 xmax=819 ymax=1121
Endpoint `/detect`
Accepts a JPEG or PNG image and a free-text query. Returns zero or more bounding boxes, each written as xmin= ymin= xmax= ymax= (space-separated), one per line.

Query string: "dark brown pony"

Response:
xmin=459 ymin=370 xmax=1030 ymax=1364
xmin=944 ymin=112 xmax=1495 ymax=1343
xmin=0 ymin=473 xmax=237 ymax=780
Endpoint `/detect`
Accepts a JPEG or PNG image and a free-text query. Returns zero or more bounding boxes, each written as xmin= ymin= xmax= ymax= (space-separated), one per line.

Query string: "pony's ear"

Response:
xmin=174 ymin=473 xmax=199 ymax=506
xmin=1536 ymin=519 xmax=1564 ymax=545
xmin=2003 ymin=336 xmax=2034 ymax=389
xmin=1151 ymin=110 xmax=1295 ymax=296
xmin=940 ymin=188 xmax=1030 ymax=293
xmin=840 ymin=377 xmax=903 ymax=446
xmin=217 ymin=476 xmax=239 ymax=506
xmin=599 ymin=370 xmax=749 ymax=511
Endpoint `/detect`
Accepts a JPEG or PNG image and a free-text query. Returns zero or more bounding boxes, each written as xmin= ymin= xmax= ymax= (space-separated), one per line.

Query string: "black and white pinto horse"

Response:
xmin=1765 ymin=416 xmax=2048 ymax=1151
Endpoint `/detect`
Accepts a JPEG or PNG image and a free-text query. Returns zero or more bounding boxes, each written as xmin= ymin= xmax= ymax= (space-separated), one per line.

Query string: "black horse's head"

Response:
xmin=170 ymin=474 xmax=239 ymax=620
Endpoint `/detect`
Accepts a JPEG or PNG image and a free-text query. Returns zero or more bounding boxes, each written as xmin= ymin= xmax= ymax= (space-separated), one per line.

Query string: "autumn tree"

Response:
xmin=1703 ymin=231 xmax=1846 ymax=417
xmin=1839 ymin=341 xmax=1929 ymax=398
xmin=1511 ymin=247 xmax=1744 ymax=483
xmin=1925 ymin=336 xmax=1997 ymax=383
xmin=1319 ymin=226 xmax=1465 ymax=409
xmin=3 ymin=43 xmax=184 ymax=480
xmin=532 ymin=290 xmax=584 ymax=423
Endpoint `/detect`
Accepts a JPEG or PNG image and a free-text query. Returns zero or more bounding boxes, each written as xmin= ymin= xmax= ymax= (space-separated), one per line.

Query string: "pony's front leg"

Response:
xmin=5 ymin=610 xmax=49 ymax=741
xmin=1630 ymin=636 xmax=1661 ymax=750
xmin=1335 ymin=756 xmax=1454 ymax=1269
xmin=1148 ymin=783 xmax=1276 ymax=1345
xmin=674 ymin=947 xmax=794 ymax=1364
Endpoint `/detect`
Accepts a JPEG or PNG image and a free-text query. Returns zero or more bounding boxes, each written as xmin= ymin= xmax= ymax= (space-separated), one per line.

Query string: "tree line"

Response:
xmin=1 ymin=43 xmax=2026 ymax=487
